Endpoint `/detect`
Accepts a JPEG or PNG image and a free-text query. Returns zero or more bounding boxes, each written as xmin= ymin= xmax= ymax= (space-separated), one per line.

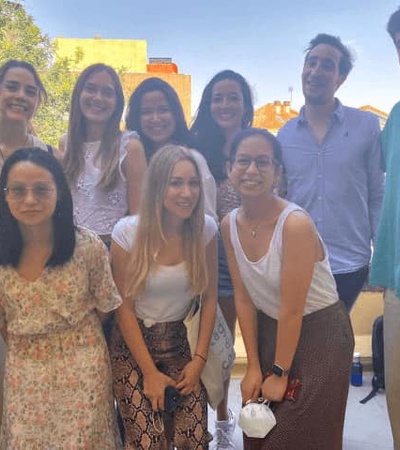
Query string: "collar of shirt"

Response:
xmin=296 ymin=98 xmax=345 ymax=128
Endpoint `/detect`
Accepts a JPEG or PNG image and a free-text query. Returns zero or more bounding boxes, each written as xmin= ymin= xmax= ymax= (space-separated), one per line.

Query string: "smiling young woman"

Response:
xmin=0 ymin=59 xmax=56 ymax=169
xmin=108 ymin=145 xmax=218 ymax=449
xmin=190 ymin=69 xmax=254 ymax=447
xmin=125 ymin=77 xmax=217 ymax=221
xmin=222 ymin=128 xmax=354 ymax=450
xmin=61 ymin=63 xmax=147 ymax=245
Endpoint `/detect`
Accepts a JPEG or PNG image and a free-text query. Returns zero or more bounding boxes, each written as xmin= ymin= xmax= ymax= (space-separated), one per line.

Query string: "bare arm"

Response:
xmin=110 ymin=240 xmax=175 ymax=411
xmin=262 ymin=211 xmax=320 ymax=402
xmin=123 ymin=137 xmax=147 ymax=214
xmin=221 ymin=215 xmax=262 ymax=402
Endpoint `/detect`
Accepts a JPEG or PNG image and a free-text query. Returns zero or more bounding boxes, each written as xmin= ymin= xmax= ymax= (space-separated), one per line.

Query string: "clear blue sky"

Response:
xmin=23 ymin=0 xmax=400 ymax=116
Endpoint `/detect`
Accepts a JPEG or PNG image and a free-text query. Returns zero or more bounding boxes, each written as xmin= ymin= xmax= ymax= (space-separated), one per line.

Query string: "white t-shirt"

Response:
xmin=112 ymin=214 xmax=217 ymax=326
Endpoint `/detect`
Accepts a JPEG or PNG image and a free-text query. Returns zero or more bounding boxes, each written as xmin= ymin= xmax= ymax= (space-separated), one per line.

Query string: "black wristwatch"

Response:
xmin=271 ymin=363 xmax=290 ymax=377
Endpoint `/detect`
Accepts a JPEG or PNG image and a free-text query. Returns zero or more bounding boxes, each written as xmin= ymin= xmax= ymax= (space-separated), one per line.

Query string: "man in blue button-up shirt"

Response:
xmin=278 ymin=33 xmax=384 ymax=312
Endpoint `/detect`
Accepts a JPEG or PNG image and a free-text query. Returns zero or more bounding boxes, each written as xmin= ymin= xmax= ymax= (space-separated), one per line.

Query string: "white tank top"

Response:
xmin=229 ymin=203 xmax=338 ymax=319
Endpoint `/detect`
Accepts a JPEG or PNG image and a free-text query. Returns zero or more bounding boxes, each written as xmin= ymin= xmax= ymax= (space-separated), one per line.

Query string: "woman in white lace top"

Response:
xmin=60 ymin=63 xmax=147 ymax=245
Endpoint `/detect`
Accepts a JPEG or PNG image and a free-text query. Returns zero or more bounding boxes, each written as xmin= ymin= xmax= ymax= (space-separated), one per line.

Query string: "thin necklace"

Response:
xmin=250 ymin=225 xmax=259 ymax=239
xmin=240 ymin=208 xmax=272 ymax=239
xmin=242 ymin=215 xmax=267 ymax=239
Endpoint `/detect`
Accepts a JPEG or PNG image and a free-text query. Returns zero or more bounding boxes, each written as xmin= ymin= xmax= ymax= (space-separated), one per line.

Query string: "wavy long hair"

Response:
xmin=63 ymin=63 xmax=124 ymax=189
xmin=126 ymin=145 xmax=207 ymax=300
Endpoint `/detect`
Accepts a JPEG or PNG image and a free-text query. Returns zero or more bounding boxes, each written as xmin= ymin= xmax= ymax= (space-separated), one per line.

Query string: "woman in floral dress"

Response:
xmin=0 ymin=147 xmax=122 ymax=449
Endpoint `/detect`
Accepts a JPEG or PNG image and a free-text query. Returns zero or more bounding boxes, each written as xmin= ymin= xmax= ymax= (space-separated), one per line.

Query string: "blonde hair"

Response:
xmin=126 ymin=145 xmax=207 ymax=299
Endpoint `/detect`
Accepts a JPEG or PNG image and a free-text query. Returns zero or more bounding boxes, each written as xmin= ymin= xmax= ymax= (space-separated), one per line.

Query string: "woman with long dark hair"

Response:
xmin=191 ymin=69 xmax=254 ymax=448
xmin=0 ymin=148 xmax=122 ymax=448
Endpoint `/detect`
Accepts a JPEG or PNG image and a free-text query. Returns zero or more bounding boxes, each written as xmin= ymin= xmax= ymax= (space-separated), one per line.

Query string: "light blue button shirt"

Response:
xmin=277 ymin=99 xmax=384 ymax=274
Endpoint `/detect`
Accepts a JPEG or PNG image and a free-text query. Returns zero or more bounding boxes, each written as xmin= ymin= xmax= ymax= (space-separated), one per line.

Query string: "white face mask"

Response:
xmin=238 ymin=399 xmax=277 ymax=438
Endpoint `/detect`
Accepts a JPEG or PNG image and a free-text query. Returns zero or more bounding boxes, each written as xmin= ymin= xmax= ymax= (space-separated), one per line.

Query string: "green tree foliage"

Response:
xmin=35 ymin=57 xmax=78 ymax=147
xmin=0 ymin=0 xmax=52 ymax=66
xmin=0 ymin=0 xmax=77 ymax=146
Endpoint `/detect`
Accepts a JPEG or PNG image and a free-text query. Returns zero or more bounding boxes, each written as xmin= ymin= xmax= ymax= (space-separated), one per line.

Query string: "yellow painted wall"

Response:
xmin=54 ymin=38 xmax=191 ymax=124
xmin=55 ymin=37 xmax=147 ymax=72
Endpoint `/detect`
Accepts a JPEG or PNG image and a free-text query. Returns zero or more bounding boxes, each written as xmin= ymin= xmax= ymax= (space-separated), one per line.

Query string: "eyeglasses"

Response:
xmin=233 ymin=156 xmax=277 ymax=171
xmin=4 ymin=185 xmax=56 ymax=201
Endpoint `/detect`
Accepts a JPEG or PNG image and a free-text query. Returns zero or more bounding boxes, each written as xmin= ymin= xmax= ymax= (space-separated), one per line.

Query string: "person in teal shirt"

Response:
xmin=370 ymin=7 xmax=400 ymax=449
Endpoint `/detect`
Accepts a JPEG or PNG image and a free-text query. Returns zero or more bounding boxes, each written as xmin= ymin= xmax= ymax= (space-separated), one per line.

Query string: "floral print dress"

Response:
xmin=0 ymin=228 xmax=122 ymax=449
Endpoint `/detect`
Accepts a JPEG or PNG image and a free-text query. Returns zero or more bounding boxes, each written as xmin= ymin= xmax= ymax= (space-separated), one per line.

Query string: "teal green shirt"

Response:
xmin=370 ymin=102 xmax=400 ymax=296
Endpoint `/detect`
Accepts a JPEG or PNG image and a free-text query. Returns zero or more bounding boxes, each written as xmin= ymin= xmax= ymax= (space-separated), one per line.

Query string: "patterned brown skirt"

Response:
xmin=109 ymin=319 xmax=211 ymax=449
xmin=244 ymin=301 xmax=354 ymax=450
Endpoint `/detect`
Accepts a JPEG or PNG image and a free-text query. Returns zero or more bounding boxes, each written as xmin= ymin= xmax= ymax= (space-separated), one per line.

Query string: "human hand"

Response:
xmin=143 ymin=370 xmax=176 ymax=411
xmin=176 ymin=359 xmax=203 ymax=395
xmin=240 ymin=367 xmax=263 ymax=403
xmin=261 ymin=374 xmax=288 ymax=403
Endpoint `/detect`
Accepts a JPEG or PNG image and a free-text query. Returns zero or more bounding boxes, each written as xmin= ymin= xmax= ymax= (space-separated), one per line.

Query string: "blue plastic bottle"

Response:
xmin=351 ymin=352 xmax=363 ymax=387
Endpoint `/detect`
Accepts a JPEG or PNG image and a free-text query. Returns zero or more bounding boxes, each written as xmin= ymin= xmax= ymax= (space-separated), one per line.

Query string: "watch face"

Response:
xmin=272 ymin=364 xmax=284 ymax=377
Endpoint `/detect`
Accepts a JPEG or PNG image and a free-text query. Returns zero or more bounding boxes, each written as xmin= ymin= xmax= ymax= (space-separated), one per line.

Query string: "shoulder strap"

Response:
xmin=46 ymin=144 xmax=53 ymax=155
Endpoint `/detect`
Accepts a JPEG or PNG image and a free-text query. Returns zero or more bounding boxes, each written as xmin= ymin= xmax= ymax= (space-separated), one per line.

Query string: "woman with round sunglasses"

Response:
xmin=0 ymin=148 xmax=123 ymax=448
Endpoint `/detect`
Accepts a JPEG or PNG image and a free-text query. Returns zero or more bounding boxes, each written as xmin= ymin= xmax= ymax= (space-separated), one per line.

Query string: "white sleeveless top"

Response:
xmin=229 ymin=203 xmax=338 ymax=319
xmin=71 ymin=131 xmax=136 ymax=235
xmin=112 ymin=214 xmax=218 ymax=327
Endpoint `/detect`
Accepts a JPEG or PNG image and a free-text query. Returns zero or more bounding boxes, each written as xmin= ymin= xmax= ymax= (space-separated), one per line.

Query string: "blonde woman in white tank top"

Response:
xmin=221 ymin=128 xmax=354 ymax=450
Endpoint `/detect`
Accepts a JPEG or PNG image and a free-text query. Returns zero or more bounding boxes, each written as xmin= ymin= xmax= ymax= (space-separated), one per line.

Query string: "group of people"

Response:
xmin=0 ymin=7 xmax=399 ymax=449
